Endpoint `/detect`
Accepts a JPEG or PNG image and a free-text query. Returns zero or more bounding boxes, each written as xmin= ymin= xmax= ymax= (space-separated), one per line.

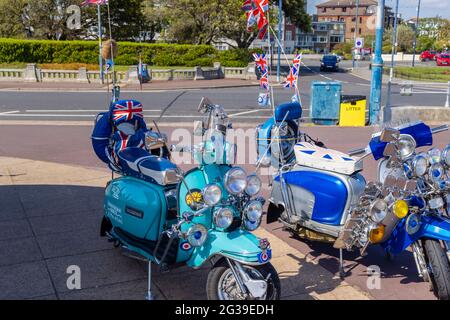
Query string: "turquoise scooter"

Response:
xmin=92 ymin=96 xmax=280 ymax=300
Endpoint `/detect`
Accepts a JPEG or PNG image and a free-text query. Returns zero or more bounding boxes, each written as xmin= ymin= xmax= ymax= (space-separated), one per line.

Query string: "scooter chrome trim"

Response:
xmin=191 ymin=252 xmax=268 ymax=269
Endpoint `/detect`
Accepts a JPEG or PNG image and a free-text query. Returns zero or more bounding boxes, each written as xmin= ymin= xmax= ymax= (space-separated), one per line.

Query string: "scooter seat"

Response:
xmin=294 ymin=142 xmax=363 ymax=175
xmin=118 ymin=148 xmax=179 ymax=185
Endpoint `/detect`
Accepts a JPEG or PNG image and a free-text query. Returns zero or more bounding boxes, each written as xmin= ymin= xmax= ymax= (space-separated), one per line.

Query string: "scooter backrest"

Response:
xmin=91 ymin=112 xmax=113 ymax=164
xmin=275 ymin=102 xmax=302 ymax=122
xmin=110 ymin=99 xmax=147 ymax=134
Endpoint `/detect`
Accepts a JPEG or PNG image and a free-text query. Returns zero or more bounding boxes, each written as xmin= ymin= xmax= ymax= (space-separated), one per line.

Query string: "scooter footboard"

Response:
xmin=384 ymin=215 xmax=450 ymax=255
xmin=186 ymin=229 xmax=271 ymax=268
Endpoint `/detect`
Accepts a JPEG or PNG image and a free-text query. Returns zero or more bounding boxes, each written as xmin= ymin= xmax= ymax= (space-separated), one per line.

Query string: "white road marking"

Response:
xmin=25 ymin=109 xmax=162 ymax=112
xmin=0 ymin=110 xmax=19 ymax=115
xmin=228 ymin=109 xmax=264 ymax=117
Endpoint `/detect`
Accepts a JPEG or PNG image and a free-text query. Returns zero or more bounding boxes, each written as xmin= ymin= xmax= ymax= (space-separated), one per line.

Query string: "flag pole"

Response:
xmin=97 ymin=4 xmax=104 ymax=84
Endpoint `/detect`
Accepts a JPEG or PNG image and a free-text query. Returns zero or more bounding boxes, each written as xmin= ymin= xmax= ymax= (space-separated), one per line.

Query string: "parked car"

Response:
xmin=320 ymin=55 xmax=339 ymax=72
xmin=420 ymin=50 xmax=437 ymax=62
xmin=436 ymin=53 xmax=450 ymax=66
xmin=332 ymin=53 xmax=344 ymax=62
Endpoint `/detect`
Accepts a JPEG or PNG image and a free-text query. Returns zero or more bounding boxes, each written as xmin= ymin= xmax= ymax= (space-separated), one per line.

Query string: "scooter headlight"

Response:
xmin=202 ymin=184 xmax=222 ymax=207
xmin=398 ymin=135 xmax=416 ymax=160
xmin=224 ymin=167 xmax=247 ymax=195
xmin=213 ymin=207 xmax=234 ymax=229
xmin=442 ymin=145 xmax=450 ymax=166
xmin=186 ymin=224 xmax=208 ymax=247
xmin=243 ymin=218 xmax=261 ymax=231
xmin=412 ymin=154 xmax=428 ymax=177
xmin=368 ymin=199 xmax=388 ymax=223
xmin=429 ymin=163 xmax=445 ymax=183
xmin=393 ymin=200 xmax=409 ymax=219
xmin=428 ymin=148 xmax=442 ymax=165
xmin=244 ymin=200 xmax=263 ymax=222
xmin=245 ymin=174 xmax=262 ymax=196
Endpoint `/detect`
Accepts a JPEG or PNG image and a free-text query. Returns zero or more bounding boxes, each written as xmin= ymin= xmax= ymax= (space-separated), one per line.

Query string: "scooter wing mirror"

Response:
xmin=198 ymin=97 xmax=213 ymax=113
xmin=193 ymin=121 xmax=204 ymax=136
xmin=383 ymin=142 xmax=398 ymax=158
xmin=380 ymin=128 xmax=400 ymax=143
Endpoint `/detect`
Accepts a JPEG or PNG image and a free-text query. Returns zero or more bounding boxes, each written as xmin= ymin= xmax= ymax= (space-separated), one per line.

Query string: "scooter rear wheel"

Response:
xmin=423 ymin=239 xmax=450 ymax=300
xmin=206 ymin=261 xmax=280 ymax=300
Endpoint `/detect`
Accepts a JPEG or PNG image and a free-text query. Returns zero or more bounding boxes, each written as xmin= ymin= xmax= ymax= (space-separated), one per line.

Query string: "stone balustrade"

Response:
xmin=0 ymin=62 xmax=254 ymax=83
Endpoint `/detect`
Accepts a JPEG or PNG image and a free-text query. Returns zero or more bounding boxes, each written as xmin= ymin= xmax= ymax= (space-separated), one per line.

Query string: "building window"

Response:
xmin=286 ymin=31 xmax=292 ymax=41
xmin=342 ymin=7 xmax=347 ymax=12
xmin=360 ymin=17 xmax=362 ymax=23
xmin=351 ymin=27 xmax=355 ymax=32
xmin=352 ymin=17 xmax=356 ymax=22
xmin=322 ymin=8 xmax=326 ymax=13
xmin=359 ymin=28 xmax=362 ymax=34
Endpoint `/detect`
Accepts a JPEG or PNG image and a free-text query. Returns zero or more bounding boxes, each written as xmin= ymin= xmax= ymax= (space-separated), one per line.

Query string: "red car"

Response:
xmin=436 ymin=54 xmax=450 ymax=66
xmin=420 ymin=50 xmax=437 ymax=61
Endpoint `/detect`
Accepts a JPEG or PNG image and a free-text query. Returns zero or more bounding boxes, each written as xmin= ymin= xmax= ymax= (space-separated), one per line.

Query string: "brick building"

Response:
xmin=316 ymin=0 xmax=394 ymax=41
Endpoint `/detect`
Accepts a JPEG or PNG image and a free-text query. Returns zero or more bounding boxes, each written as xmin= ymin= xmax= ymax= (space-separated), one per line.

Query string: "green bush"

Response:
xmin=0 ymin=39 xmax=253 ymax=67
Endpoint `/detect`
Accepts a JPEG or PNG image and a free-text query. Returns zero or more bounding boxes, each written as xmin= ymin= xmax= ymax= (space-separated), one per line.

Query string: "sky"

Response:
xmin=307 ymin=0 xmax=450 ymax=20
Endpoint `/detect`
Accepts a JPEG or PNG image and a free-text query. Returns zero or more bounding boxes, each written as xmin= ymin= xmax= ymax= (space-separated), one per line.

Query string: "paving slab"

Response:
xmin=0 ymin=236 xmax=42 ymax=267
xmin=0 ymin=218 xmax=33 ymax=241
xmin=0 ymin=261 xmax=55 ymax=299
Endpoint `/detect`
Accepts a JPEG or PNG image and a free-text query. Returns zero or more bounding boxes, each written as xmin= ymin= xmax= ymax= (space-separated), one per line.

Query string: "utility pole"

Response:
xmin=352 ymin=0 xmax=360 ymax=69
xmin=369 ymin=0 xmax=386 ymax=125
xmin=97 ymin=5 xmax=104 ymax=84
xmin=385 ymin=0 xmax=399 ymax=123
xmin=412 ymin=0 xmax=421 ymax=67
xmin=277 ymin=0 xmax=282 ymax=83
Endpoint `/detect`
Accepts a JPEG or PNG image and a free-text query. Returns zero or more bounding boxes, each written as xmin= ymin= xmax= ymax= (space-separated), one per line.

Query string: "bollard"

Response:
xmin=446 ymin=81 xmax=450 ymax=108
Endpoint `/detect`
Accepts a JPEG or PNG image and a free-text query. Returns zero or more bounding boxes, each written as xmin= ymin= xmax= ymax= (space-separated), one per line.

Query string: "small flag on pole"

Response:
xmin=258 ymin=92 xmax=270 ymax=107
xmin=260 ymin=70 xmax=269 ymax=91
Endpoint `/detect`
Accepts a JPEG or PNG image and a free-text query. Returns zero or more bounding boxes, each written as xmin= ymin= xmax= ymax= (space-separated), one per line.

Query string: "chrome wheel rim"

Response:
xmin=217 ymin=266 xmax=267 ymax=300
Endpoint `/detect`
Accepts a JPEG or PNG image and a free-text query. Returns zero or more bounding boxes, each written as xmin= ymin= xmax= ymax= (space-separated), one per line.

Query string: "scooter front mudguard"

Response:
xmin=383 ymin=215 xmax=450 ymax=255
xmin=186 ymin=229 xmax=271 ymax=268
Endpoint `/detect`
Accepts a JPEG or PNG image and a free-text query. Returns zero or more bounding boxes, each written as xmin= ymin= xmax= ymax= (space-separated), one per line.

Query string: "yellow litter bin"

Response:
xmin=339 ymin=95 xmax=366 ymax=127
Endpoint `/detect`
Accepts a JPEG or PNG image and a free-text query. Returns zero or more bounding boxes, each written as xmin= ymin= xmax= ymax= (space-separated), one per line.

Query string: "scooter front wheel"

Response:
xmin=206 ymin=261 xmax=280 ymax=300
xmin=423 ymin=239 xmax=450 ymax=300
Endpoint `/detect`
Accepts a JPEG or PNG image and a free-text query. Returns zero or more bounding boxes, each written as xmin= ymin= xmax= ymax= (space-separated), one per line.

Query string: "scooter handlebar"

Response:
xmin=348 ymin=147 xmax=368 ymax=157
xmin=431 ymin=125 xmax=448 ymax=135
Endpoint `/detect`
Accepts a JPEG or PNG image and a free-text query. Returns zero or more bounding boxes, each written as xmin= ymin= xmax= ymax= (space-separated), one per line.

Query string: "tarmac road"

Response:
xmin=0 ymin=59 xmax=447 ymax=123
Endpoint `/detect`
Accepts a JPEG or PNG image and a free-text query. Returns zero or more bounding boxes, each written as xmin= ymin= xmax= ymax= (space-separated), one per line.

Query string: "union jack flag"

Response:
xmin=257 ymin=20 xmax=268 ymax=40
xmin=283 ymin=68 xmax=298 ymax=89
xmin=112 ymin=100 xmax=143 ymax=124
xmin=241 ymin=0 xmax=253 ymax=12
xmin=253 ymin=53 xmax=267 ymax=72
xmin=81 ymin=0 xmax=108 ymax=6
xmin=260 ymin=70 xmax=269 ymax=91
xmin=293 ymin=53 xmax=302 ymax=69
xmin=257 ymin=0 xmax=269 ymax=12
xmin=243 ymin=0 xmax=268 ymax=36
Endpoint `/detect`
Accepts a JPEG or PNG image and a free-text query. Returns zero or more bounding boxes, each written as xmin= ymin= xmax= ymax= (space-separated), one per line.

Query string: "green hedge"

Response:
xmin=0 ymin=38 xmax=254 ymax=67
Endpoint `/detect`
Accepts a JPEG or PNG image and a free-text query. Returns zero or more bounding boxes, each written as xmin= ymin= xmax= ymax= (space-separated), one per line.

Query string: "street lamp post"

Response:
xmin=277 ymin=0 xmax=282 ymax=83
xmin=412 ymin=0 xmax=421 ymax=67
xmin=385 ymin=0 xmax=399 ymax=123
xmin=97 ymin=5 xmax=104 ymax=84
xmin=369 ymin=0 xmax=386 ymax=125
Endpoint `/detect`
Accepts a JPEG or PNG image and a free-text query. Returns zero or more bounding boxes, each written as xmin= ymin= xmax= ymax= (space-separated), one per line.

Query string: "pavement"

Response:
xmin=0 ymin=156 xmax=370 ymax=300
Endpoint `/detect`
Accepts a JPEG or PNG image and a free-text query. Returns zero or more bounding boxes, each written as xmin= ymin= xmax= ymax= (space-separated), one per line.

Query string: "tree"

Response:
xmin=82 ymin=0 xmax=145 ymax=41
xmin=0 ymin=0 xmax=28 ymax=38
xmin=281 ymin=0 xmax=310 ymax=33
xmin=141 ymin=0 xmax=165 ymax=42
xmin=384 ymin=24 xmax=415 ymax=53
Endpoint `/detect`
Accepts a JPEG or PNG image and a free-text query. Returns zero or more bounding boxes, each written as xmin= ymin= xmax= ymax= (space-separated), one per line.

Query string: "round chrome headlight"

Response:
xmin=186 ymin=224 xmax=208 ymax=247
xmin=429 ymin=163 xmax=445 ymax=182
xmin=412 ymin=155 xmax=428 ymax=177
xmin=244 ymin=218 xmax=261 ymax=231
xmin=213 ymin=207 xmax=234 ymax=229
xmin=398 ymin=135 xmax=416 ymax=160
xmin=203 ymin=184 xmax=222 ymax=207
xmin=442 ymin=145 xmax=450 ymax=166
xmin=428 ymin=148 xmax=442 ymax=165
xmin=368 ymin=199 xmax=388 ymax=223
xmin=244 ymin=200 xmax=263 ymax=222
xmin=245 ymin=174 xmax=262 ymax=196
xmin=224 ymin=167 xmax=247 ymax=195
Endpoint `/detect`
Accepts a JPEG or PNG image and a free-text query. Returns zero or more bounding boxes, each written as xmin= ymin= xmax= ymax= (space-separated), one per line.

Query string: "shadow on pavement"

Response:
xmin=0 ymin=184 xmax=349 ymax=300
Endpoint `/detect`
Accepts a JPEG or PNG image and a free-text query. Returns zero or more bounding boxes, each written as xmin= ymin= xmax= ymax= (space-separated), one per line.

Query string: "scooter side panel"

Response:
xmin=105 ymin=177 xmax=166 ymax=242
xmin=186 ymin=229 xmax=266 ymax=268
xmin=275 ymin=169 xmax=348 ymax=226
xmin=382 ymin=215 xmax=450 ymax=255
xmin=256 ymin=118 xmax=275 ymax=162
